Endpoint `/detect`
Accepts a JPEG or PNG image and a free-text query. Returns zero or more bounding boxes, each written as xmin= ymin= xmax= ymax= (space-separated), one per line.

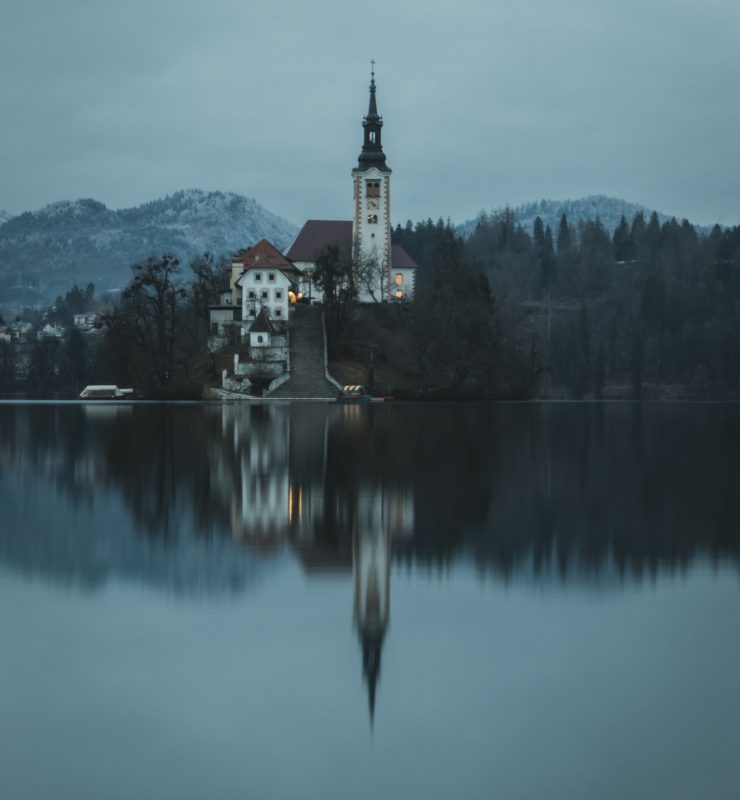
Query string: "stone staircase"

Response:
xmin=269 ymin=305 xmax=338 ymax=399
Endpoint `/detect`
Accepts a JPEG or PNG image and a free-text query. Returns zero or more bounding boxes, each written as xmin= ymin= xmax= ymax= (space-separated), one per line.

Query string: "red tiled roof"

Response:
xmin=285 ymin=220 xmax=419 ymax=269
xmin=391 ymin=244 xmax=417 ymax=269
xmin=284 ymin=220 xmax=353 ymax=261
xmin=250 ymin=308 xmax=274 ymax=334
xmin=233 ymin=238 xmax=300 ymax=274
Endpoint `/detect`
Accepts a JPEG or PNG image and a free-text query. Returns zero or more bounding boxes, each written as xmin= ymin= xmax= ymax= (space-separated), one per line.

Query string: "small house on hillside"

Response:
xmin=222 ymin=308 xmax=290 ymax=397
xmin=208 ymin=238 xmax=304 ymax=348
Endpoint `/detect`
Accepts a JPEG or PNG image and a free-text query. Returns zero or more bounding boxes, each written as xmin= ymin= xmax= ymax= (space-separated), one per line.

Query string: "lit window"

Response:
xmin=395 ymin=273 xmax=403 ymax=285
xmin=396 ymin=289 xmax=404 ymax=299
xmin=367 ymin=214 xmax=378 ymax=224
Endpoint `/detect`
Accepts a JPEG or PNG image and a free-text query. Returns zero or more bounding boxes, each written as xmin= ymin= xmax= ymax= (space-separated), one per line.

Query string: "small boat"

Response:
xmin=79 ymin=385 xmax=134 ymax=400
xmin=336 ymin=385 xmax=373 ymax=403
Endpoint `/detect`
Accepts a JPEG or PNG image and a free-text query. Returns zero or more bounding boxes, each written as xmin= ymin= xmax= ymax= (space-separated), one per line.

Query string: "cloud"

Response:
xmin=1 ymin=0 xmax=739 ymax=226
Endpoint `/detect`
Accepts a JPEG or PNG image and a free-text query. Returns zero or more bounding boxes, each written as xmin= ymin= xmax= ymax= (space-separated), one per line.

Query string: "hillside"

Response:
xmin=0 ymin=189 xmax=297 ymax=305
xmin=0 ymin=211 xmax=12 ymax=227
xmin=458 ymin=195 xmax=681 ymax=239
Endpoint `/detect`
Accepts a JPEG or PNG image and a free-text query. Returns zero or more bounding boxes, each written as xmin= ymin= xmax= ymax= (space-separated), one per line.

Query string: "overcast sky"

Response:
xmin=2 ymin=0 xmax=739 ymax=226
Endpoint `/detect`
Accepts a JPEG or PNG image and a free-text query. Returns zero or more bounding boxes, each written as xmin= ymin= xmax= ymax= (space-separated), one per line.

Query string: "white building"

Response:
xmin=237 ymin=261 xmax=293 ymax=327
xmin=208 ymin=238 xmax=304 ymax=348
xmin=285 ymin=70 xmax=417 ymax=303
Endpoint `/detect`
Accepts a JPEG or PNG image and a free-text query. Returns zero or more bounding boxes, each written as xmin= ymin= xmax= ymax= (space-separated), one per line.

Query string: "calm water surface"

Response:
xmin=1 ymin=402 xmax=739 ymax=799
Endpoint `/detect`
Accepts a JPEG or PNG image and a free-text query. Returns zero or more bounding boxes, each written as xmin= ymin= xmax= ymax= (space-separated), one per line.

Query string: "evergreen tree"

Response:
xmin=533 ymin=216 xmax=545 ymax=254
xmin=613 ymin=215 xmax=634 ymax=262
xmin=556 ymin=214 xmax=572 ymax=253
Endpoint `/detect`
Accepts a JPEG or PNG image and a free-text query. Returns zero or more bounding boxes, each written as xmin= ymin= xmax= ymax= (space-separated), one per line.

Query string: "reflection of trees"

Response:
xmin=1 ymin=402 xmax=739 ymax=591
xmin=464 ymin=404 xmax=740 ymax=580
xmin=0 ymin=403 xmax=256 ymax=594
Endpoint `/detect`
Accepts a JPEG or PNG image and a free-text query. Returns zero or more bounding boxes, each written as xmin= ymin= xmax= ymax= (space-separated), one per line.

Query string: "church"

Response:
xmin=284 ymin=67 xmax=417 ymax=303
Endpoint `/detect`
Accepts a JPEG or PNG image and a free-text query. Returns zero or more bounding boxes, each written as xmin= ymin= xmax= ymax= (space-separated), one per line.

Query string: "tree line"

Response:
xmin=393 ymin=210 xmax=740 ymax=398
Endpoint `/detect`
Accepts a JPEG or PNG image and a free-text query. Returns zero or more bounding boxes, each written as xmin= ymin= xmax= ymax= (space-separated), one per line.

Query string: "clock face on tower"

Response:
xmin=367 ymin=198 xmax=380 ymax=210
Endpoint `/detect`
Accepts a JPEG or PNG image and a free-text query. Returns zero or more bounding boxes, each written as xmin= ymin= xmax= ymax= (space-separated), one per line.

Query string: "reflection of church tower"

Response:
xmin=353 ymin=487 xmax=392 ymax=724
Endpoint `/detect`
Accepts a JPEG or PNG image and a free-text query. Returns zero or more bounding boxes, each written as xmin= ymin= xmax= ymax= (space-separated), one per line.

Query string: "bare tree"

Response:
xmin=121 ymin=254 xmax=188 ymax=390
xmin=354 ymin=252 xmax=389 ymax=303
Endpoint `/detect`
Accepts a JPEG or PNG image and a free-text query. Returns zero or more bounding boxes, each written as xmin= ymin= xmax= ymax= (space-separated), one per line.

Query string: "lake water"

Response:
xmin=1 ymin=401 xmax=739 ymax=800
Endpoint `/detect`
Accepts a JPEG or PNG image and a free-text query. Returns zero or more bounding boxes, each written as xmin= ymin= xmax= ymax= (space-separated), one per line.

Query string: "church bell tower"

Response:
xmin=352 ymin=64 xmax=392 ymax=301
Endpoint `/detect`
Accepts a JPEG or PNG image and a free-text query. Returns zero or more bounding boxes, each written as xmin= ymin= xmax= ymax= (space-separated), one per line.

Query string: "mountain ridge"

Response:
xmin=457 ymin=195 xmax=709 ymax=239
xmin=0 ymin=189 xmax=298 ymax=305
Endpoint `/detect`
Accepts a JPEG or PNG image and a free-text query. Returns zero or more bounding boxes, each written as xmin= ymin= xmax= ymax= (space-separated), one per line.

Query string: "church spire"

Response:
xmin=357 ymin=62 xmax=390 ymax=172
xmin=367 ymin=59 xmax=379 ymax=119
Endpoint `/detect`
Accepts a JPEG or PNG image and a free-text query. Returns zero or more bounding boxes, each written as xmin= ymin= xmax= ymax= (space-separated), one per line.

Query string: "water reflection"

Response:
xmin=3 ymin=401 xmax=740 ymax=719
xmin=2 ymin=402 xmax=740 ymax=583
xmin=2 ymin=401 xmax=740 ymax=796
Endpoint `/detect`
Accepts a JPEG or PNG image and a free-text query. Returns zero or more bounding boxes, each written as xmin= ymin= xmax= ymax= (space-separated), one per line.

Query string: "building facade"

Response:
xmin=285 ymin=70 xmax=417 ymax=302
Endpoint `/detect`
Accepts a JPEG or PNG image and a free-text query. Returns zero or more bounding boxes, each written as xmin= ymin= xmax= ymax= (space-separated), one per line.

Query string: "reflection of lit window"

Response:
xmin=395 ymin=273 xmax=403 ymax=285
xmin=396 ymin=289 xmax=404 ymax=299
xmin=367 ymin=214 xmax=378 ymax=224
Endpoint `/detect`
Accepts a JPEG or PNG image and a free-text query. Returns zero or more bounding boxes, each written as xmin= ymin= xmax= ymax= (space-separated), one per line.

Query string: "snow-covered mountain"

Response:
xmin=459 ymin=195 xmax=679 ymax=239
xmin=0 ymin=190 xmax=297 ymax=305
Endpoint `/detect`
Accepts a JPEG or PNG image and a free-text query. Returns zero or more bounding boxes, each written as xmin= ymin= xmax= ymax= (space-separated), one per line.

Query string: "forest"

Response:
xmin=2 ymin=208 xmax=739 ymax=400
xmin=392 ymin=210 xmax=740 ymax=398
